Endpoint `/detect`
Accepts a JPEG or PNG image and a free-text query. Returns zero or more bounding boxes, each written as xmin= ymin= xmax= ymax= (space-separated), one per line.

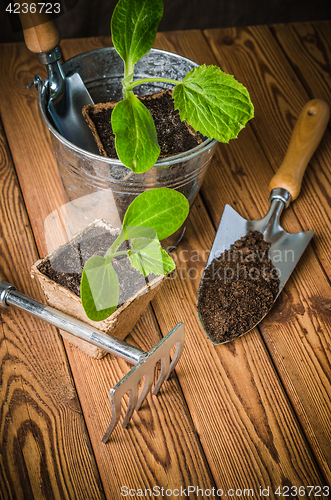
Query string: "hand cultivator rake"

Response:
xmin=0 ymin=279 xmax=185 ymax=442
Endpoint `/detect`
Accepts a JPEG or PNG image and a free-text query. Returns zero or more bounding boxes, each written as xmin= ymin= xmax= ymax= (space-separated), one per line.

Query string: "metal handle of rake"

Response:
xmin=0 ymin=280 xmax=185 ymax=441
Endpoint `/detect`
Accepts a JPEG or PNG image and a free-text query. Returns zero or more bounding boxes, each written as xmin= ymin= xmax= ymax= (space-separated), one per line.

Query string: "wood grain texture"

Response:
xmin=198 ymin=26 xmax=331 ymax=481
xmin=0 ymin=42 xmax=68 ymax=255
xmin=270 ymin=21 xmax=331 ymax=105
xmin=204 ymin=22 xmax=331 ymax=282
xmin=64 ymin=309 xmax=216 ymax=499
xmin=58 ymin=36 xmax=218 ymax=500
xmin=159 ymin=25 xmax=331 ymax=481
xmin=270 ymin=21 xmax=331 ymax=278
xmin=0 ymin=38 xmax=217 ymax=499
xmin=1 ymin=24 xmax=330 ymax=499
xmin=200 ymin=128 xmax=331 ymax=480
xmin=64 ymin=28 xmax=331 ymax=491
xmin=152 ymin=196 xmax=325 ymax=493
xmin=0 ymin=119 xmax=105 ymax=499
xmin=20 ymin=19 xmax=61 ymax=53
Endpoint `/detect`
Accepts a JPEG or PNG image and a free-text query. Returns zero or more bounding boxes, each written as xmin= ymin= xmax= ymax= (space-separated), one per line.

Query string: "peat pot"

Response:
xmin=36 ymin=47 xmax=218 ymax=247
xmin=31 ymin=220 xmax=165 ymax=359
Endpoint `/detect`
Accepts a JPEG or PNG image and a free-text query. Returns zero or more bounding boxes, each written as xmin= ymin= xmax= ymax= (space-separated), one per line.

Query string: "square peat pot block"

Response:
xmin=82 ymin=89 xmax=202 ymax=159
xmin=31 ymin=220 xmax=164 ymax=359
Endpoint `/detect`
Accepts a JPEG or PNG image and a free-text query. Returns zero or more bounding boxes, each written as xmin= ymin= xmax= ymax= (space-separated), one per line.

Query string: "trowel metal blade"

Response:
xmin=205 ymin=204 xmax=313 ymax=295
xmin=48 ymin=73 xmax=99 ymax=154
xmin=199 ymin=204 xmax=313 ymax=344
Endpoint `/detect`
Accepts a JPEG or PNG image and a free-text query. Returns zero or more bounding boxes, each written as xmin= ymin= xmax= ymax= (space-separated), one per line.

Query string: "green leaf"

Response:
xmin=81 ymin=256 xmax=119 ymax=321
xmin=129 ymin=244 xmax=175 ymax=277
xmin=111 ymin=0 xmax=163 ymax=71
xmin=173 ymin=65 xmax=254 ymax=143
xmin=111 ymin=94 xmax=160 ymax=173
xmin=129 ymin=236 xmax=163 ymax=276
xmin=160 ymin=248 xmax=176 ymax=274
xmin=126 ymin=226 xmax=175 ymax=276
xmin=122 ymin=188 xmax=189 ymax=241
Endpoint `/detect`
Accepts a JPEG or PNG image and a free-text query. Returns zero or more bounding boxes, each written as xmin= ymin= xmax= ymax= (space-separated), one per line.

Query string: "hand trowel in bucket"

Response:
xmin=197 ymin=99 xmax=330 ymax=344
xmin=19 ymin=9 xmax=99 ymax=153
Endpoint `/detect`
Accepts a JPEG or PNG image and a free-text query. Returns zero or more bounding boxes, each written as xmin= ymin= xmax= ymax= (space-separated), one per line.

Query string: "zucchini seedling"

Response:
xmin=110 ymin=0 xmax=254 ymax=173
xmin=81 ymin=188 xmax=189 ymax=321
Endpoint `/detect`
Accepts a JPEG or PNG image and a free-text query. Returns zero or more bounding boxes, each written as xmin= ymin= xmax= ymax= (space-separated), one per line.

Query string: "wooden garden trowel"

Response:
xmin=20 ymin=8 xmax=99 ymax=153
xmin=198 ymin=99 xmax=330 ymax=344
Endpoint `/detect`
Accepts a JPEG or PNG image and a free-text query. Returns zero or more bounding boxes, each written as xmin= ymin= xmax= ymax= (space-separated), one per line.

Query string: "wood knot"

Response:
xmin=222 ymin=36 xmax=234 ymax=46
xmin=304 ymin=34 xmax=316 ymax=45
xmin=66 ymin=397 xmax=83 ymax=414
xmin=244 ymin=39 xmax=255 ymax=51
xmin=310 ymin=296 xmax=331 ymax=315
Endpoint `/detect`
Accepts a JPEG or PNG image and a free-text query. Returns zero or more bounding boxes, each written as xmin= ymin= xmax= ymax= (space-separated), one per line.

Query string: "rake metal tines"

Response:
xmin=0 ymin=281 xmax=185 ymax=441
xmin=103 ymin=323 xmax=184 ymax=442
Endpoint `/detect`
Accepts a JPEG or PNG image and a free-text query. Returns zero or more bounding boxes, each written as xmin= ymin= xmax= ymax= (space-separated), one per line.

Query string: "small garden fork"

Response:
xmin=0 ymin=279 xmax=185 ymax=442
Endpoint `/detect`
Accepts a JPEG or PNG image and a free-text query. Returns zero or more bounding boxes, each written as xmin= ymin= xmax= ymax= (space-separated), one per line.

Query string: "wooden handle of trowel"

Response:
xmin=19 ymin=2 xmax=61 ymax=53
xmin=269 ymin=99 xmax=330 ymax=200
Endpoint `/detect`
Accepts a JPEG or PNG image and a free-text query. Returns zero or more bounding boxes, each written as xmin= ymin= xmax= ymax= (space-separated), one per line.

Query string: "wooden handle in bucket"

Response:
xmin=269 ymin=99 xmax=330 ymax=200
xmin=19 ymin=2 xmax=61 ymax=53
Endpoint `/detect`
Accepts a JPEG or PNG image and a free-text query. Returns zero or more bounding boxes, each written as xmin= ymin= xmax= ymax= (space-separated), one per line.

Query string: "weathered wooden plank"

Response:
xmin=270 ymin=21 xmax=331 ymax=105
xmin=58 ymin=36 xmax=219 ymax=500
xmin=148 ymin=31 xmax=327 ymax=491
xmin=65 ymin=309 xmax=216 ymax=499
xmin=0 ymin=43 xmax=68 ymax=255
xmin=194 ymin=26 xmax=331 ymax=480
xmin=204 ymin=23 xmax=331 ymax=282
xmin=2 ymin=28 xmax=329 ymax=497
xmin=0 ymin=119 xmax=104 ymax=499
xmin=152 ymin=195 xmax=325 ymax=494
xmin=270 ymin=20 xmax=331 ymax=276
xmin=61 ymin=32 xmax=330 ymax=487
xmin=0 ymin=39 xmax=217 ymax=498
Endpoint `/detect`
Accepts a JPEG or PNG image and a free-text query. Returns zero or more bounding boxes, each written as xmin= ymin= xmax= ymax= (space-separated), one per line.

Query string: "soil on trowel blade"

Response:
xmin=83 ymin=89 xmax=202 ymax=159
xmin=198 ymin=230 xmax=280 ymax=344
xmin=38 ymin=226 xmax=149 ymax=307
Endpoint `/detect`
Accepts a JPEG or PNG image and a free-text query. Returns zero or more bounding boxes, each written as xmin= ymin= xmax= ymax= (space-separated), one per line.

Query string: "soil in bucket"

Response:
xmin=82 ymin=89 xmax=202 ymax=159
xmin=197 ymin=231 xmax=280 ymax=344
xmin=82 ymin=89 xmax=206 ymax=248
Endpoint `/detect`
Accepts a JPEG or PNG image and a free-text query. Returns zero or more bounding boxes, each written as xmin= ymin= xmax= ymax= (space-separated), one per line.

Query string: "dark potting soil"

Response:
xmin=86 ymin=89 xmax=202 ymax=159
xmin=38 ymin=226 xmax=149 ymax=307
xmin=197 ymin=230 xmax=280 ymax=344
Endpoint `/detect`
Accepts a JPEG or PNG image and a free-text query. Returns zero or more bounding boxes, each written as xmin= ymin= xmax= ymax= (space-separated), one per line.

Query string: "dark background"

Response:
xmin=1 ymin=0 xmax=330 ymax=44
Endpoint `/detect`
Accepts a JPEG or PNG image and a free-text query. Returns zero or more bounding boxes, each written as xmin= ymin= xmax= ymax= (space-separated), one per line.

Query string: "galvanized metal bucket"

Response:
xmin=36 ymin=47 xmax=218 ymax=246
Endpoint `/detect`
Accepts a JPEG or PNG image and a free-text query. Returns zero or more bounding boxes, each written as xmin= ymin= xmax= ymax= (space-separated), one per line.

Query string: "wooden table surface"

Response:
xmin=0 ymin=20 xmax=331 ymax=500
